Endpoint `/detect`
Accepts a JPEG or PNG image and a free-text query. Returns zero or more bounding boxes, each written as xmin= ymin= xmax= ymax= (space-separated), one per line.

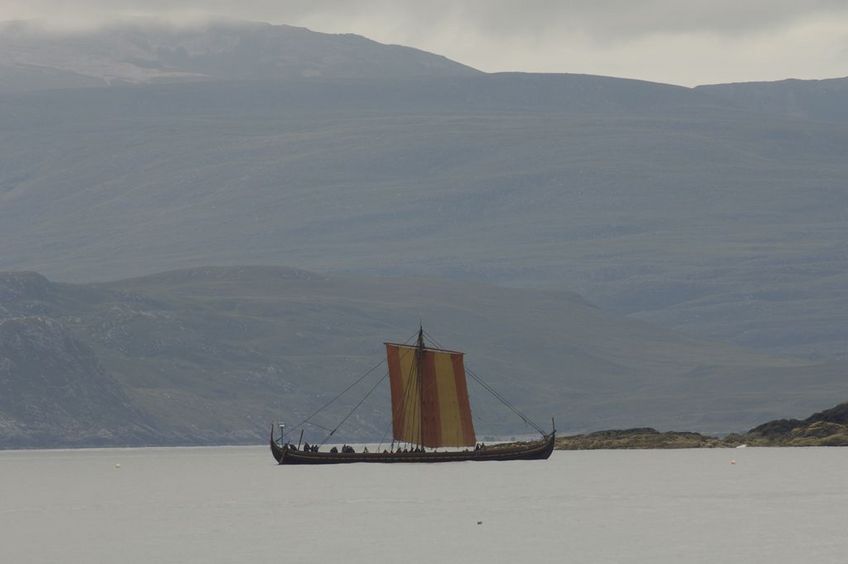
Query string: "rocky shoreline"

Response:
xmin=555 ymin=402 xmax=848 ymax=449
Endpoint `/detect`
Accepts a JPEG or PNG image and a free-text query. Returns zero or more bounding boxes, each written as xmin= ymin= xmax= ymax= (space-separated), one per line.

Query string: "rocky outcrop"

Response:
xmin=555 ymin=428 xmax=731 ymax=450
xmin=744 ymin=402 xmax=848 ymax=446
xmin=554 ymin=402 xmax=848 ymax=449
xmin=0 ymin=316 xmax=156 ymax=447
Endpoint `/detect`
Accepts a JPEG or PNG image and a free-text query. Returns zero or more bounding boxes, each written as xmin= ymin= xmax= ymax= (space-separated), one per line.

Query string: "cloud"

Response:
xmin=7 ymin=0 xmax=844 ymax=37
xmin=1 ymin=0 xmax=846 ymax=85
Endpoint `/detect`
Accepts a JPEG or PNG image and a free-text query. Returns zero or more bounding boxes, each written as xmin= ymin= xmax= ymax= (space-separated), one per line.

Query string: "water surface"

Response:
xmin=1 ymin=447 xmax=845 ymax=563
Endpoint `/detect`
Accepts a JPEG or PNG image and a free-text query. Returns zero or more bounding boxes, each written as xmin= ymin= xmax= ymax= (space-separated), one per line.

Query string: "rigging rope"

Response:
xmin=282 ymin=357 xmax=385 ymax=441
xmin=282 ymin=329 xmax=420 ymax=441
xmin=284 ymin=327 xmax=548 ymax=447
xmin=319 ymin=372 xmax=388 ymax=446
xmin=466 ymin=367 xmax=547 ymax=436
xmin=422 ymin=329 xmax=547 ymax=437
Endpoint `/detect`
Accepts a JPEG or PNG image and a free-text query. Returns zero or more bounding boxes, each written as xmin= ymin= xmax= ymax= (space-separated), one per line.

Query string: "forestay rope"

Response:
xmin=318 ymin=372 xmax=388 ymax=446
xmin=281 ymin=329 xmax=419 ymax=442
xmin=280 ymin=357 xmax=386 ymax=442
xmin=422 ymin=329 xmax=548 ymax=437
xmin=283 ymin=328 xmax=549 ymax=445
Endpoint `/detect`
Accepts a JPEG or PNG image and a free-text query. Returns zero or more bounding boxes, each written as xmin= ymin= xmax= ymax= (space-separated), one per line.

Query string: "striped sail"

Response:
xmin=385 ymin=342 xmax=476 ymax=448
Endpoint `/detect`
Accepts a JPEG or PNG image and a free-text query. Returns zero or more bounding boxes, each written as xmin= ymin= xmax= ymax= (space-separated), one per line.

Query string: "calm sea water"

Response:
xmin=1 ymin=446 xmax=845 ymax=563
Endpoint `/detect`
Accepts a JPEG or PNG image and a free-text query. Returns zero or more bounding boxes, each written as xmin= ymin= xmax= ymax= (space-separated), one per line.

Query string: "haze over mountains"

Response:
xmin=696 ymin=77 xmax=848 ymax=123
xmin=1 ymin=20 xmax=846 ymax=446
xmin=0 ymin=19 xmax=476 ymax=92
xmin=1 ymin=267 xmax=845 ymax=447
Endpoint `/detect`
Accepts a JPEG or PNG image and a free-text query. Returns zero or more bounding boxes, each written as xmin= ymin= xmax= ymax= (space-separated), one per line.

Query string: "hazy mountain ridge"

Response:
xmin=1 ymin=266 xmax=846 ymax=448
xmin=696 ymin=77 xmax=848 ymax=123
xmin=0 ymin=72 xmax=845 ymax=361
xmin=2 ymin=18 xmax=843 ymax=122
xmin=0 ymin=19 xmax=478 ymax=92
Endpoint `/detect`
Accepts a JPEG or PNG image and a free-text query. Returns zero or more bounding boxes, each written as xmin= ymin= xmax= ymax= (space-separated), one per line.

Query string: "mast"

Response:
xmin=416 ymin=324 xmax=424 ymax=450
xmin=385 ymin=329 xmax=477 ymax=448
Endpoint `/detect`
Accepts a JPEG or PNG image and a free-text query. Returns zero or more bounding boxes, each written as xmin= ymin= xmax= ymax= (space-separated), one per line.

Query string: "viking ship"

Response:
xmin=270 ymin=327 xmax=555 ymax=464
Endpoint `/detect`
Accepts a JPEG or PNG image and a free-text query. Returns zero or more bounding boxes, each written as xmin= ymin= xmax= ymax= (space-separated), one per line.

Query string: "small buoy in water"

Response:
xmin=114 ymin=463 xmax=121 ymax=469
xmin=730 ymin=459 xmax=736 ymax=465
xmin=477 ymin=521 xmax=482 ymax=525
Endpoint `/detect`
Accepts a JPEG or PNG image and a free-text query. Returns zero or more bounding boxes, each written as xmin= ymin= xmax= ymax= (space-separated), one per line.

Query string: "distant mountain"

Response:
xmin=1 ymin=21 xmax=847 ymax=365
xmin=696 ymin=77 xmax=848 ymax=122
xmin=0 ymin=72 xmax=846 ymax=361
xmin=0 ymin=19 xmax=478 ymax=93
xmin=1 ymin=266 xmax=846 ymax=447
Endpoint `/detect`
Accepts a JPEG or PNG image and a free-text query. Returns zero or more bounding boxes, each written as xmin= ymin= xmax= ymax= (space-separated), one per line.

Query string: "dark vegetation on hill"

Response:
xmin=1 ymin=267 xmax=846 ymax=448
xmin=554 ymin=402 xmax=848 ymax=449
xmin=742 ymin=402 xmax=848 ymax=446
xmin=555 ymin=428 xmax=727 ymax=450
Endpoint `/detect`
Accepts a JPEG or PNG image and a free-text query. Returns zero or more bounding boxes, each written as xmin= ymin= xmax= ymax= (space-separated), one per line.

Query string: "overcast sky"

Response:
xmin=2 ymin=0 xmax=847 ymax=85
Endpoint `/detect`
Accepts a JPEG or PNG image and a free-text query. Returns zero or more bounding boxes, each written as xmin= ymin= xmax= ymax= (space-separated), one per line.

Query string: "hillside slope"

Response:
xmin=0 ymin=74 xmax=845 ymax=360
xmin=1 ymin=22 xmax=847 ymax=362
xmin=0 ymin=313 xmax=157 ymax=446
xmin=1 ymin=267 xmax=845 ymax=447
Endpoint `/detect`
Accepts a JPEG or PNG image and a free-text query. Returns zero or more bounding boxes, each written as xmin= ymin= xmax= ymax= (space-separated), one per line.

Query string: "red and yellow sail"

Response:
xmin=385 ymin=341 xmax=476 ymax=448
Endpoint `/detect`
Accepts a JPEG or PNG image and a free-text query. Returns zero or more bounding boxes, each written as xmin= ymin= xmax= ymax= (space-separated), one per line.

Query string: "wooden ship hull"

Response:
xmin=270 ymin=432 xmax=555 ymax=465
xmin=271 ymin=327 xmax=556 ymax=465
